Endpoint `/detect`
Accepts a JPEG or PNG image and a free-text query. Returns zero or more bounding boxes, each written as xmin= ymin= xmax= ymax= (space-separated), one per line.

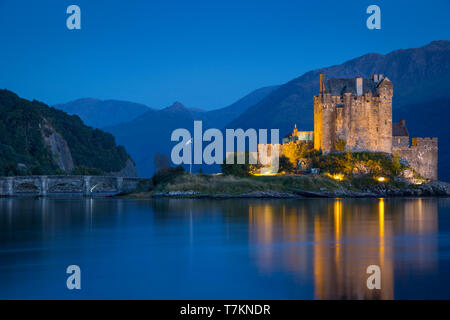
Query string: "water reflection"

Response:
xmin=247 ymin=198 xmax=439 ymax=299
xmin=0 ymin=197 xmax=446 ymax=299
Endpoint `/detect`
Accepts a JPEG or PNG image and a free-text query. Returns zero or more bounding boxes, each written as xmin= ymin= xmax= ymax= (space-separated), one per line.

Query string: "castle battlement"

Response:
xmin=412 ymin=137 xmax=438 ymax=148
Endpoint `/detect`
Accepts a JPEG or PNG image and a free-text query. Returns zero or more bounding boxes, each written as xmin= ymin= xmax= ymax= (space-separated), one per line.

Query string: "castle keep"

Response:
xmin=313 ymin=73 xmax=438 ymax=180
xmin=314 ymin=74 xmax=393 ymax=154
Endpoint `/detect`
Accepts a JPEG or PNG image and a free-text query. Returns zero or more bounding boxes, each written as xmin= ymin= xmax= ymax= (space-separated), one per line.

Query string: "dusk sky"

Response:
xmin=0 ymin=0 xmax=449 ymax=110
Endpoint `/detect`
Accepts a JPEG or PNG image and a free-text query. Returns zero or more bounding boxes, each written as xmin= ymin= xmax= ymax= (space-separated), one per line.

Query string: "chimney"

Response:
xmin=320 ymin=73 xmax=325 ymax=94
xmin=356 ymin=77 xmax=363 ymax=96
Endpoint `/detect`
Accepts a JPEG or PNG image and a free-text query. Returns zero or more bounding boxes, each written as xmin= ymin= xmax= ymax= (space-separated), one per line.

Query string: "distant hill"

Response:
xmin=227 ymin=40 xmax=450 ymax=135
xmin=54 ymin=98 xmax=150 ymax=128
xmin=105 ymin=86 xmax=278 ymax=176
xmin=106 ymin=102 xmax=195 ymax=177
xmin=0 ymin=90 xmax=136 ymax=177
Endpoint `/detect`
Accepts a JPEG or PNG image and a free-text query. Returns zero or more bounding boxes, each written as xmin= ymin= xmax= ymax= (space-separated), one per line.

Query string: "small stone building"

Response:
xmin=392 ymin=120 xmax=409 ymax=147
xmin=281 ymin=124 xmax=313 ymax=145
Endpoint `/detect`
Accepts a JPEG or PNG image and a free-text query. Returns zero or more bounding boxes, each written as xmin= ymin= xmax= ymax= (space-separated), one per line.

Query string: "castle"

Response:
xmin=260 ymin=74 xmax=438 ymax=180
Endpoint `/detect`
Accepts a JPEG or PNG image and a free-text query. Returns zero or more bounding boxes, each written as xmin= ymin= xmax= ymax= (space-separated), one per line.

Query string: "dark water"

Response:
xmin=0 ymin=197 xmax=450 ymax=300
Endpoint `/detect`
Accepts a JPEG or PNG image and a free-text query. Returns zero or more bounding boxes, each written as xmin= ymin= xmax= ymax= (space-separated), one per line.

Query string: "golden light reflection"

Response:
xmin=245 ymin=198 xmax=438 ymax=299
xmin=379 ymin=198 xmax=385 ymax=239
xmin=334 ymin=200 xmax=342 ymax=262
xmin=314 ymin=216 xmax=324 ymax=299
xmin=378 ymin=198 xmax=385 ymax=288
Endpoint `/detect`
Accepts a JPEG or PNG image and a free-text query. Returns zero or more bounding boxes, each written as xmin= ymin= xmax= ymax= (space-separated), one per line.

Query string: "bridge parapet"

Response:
xmin=0 ymin=175 xmax=149 ymax=196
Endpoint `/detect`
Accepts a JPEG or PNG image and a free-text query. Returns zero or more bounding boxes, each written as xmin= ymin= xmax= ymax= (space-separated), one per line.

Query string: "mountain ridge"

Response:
xmin=54 ymin=98 xmax=151 ymax=128
xmin=105 ymin=86 xmax=279 ymax=176
xmin=227 ymin=40 xmax=450 ymax=134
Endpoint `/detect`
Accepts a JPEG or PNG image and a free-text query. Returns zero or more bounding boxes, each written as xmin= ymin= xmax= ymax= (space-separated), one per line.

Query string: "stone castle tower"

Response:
xmin=312 ymin=73 xmax=438 ymax=180
xmin=314 ymin=73 xmax=393 ymax=154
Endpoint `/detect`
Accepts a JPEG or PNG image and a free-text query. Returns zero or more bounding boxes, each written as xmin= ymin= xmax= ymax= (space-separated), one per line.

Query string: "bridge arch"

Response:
xmin=49 ymin=182 xmax=83 ymax=193
xmin=14 ymin=182 xmax=40 ymax=194
xmin=89 ymin=182 xmax=117 ymax=193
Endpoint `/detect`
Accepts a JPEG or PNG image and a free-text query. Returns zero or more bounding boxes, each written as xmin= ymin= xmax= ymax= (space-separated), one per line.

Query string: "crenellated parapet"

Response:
xmin=412 ymin=137 xmax=438 ymax=148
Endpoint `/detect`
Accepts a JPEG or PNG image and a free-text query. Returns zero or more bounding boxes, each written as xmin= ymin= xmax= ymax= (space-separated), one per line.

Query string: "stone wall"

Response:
xmin=314 ymin=76 xmax=392 ymax=154
xmin=393 ymin=136 xmax=409 ymax=147
xmin=393 ymin=138 xmax=438 ymax=180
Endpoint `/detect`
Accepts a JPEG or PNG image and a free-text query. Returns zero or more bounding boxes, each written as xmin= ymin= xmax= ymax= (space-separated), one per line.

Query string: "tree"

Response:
xmin=0 ymin=89 xmax=132 ymax=176
xmin=391 ymin=153 xmax=403 ymax=176
xmin=282 ymin=142 xmax=306 ymax=168
xmin=221 ymin=151 xmax=260 ymax=177
xmin=335 ymin=138 xmax=346 ymax=152
xmin=154 ymin=153 xmax=170 ymax=172
xmin=152 ymin=166 xmax=185 ymax=186
xmin=279 ymin=155 xmax=294 ymax=173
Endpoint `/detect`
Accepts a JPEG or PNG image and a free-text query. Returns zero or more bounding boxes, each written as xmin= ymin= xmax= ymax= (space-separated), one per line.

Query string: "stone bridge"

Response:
xmin=0 ymin=175 xmax=148 ymax=196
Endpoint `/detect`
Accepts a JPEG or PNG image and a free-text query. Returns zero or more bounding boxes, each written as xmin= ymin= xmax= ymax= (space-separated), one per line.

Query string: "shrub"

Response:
xmin=152 ymin=166 xmax=185 ymax=186
xmin=282 ymin=141 xmax=308 ymax=167
xmin=133 ymin=179 xmax=154 ymax=192
xmin=279 ymin=155 xmax=294 ymax=173
xmin=221 ymin=151 xmax=261 ymax=177
xmin=335 ymin=138 xmax=346 ymax=152
xmin=314 ymin=152 xmax=409 ymax=178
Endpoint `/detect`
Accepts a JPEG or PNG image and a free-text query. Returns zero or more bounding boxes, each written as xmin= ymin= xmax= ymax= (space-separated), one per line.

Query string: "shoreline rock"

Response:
xmin=147 ymin=181 xmax=450 ymax=199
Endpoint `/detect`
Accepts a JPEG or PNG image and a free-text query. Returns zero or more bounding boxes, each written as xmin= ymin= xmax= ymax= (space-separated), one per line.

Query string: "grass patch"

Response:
xmin=155 ymin=173 xmax=343 ymax=194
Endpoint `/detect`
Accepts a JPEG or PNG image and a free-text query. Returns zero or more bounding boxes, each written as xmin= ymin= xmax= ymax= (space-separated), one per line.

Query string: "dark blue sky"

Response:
xmin=0 ymin=0 xmax=449 ymax=110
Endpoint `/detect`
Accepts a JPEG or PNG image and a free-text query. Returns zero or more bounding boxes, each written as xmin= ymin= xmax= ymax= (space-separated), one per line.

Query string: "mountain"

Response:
xmin=205 ymin=85 xmax=279 ymax=128
xmin=54 ymin=98 xmax=150 ymax=128
xmin=105 ymin=102 xmax=196 ymax=176
xmin=0 ymin=89 xmax=137 ymax=177
xmin=105 ymin=86 xmax=278 ymax=176
xmin=227 ymin=40 xmax=450 ymax=135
